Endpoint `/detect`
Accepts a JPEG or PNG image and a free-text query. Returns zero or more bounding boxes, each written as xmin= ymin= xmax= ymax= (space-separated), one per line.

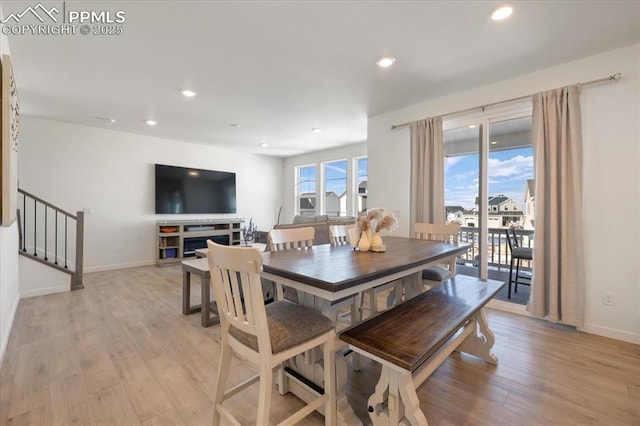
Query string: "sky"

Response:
xmin=445 ymin=146 xmax=533 ymax=209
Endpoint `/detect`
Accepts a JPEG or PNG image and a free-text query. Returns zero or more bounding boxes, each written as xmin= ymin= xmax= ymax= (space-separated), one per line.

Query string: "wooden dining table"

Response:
xmin=260 ymin=236 xmax=472 ymax=425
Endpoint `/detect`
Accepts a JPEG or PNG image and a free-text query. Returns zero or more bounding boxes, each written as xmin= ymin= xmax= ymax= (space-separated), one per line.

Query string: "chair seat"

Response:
xmin=230 ymin=300 xmax=334 ymax=354
xmin=422 ymin=266 xmax=452 ymax=282
xmin=512 ymin=247 xmax=533 ymax=260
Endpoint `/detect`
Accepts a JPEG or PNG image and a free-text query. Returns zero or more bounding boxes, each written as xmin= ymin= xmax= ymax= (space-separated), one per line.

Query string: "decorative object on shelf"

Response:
xmin=241 ymin=218 xmax=257 ymax=247
xmin=356 ymin=208 xmax=398 ymax=252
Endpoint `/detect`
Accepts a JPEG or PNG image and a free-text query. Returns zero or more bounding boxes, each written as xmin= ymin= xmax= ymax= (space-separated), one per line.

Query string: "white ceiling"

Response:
xmin=3 ymin=1 xmax=640 ymax=157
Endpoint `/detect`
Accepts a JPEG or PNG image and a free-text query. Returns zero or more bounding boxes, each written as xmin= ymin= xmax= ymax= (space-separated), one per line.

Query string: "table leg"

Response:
xmin=201 ymin=275 xmax=220 ymax=328
xmin=182 ymin=270 xmax=201 ymax=315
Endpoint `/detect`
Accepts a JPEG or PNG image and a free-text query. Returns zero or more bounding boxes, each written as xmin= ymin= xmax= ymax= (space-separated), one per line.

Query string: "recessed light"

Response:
xmin=146 ymin=119 xmax=157 ymax=126
xmin=376 ymin=57 xmax=396 ymax=68
xmin=181 ymin=89 xmax=197 ymax=98
xmin=312 ymin=128 xmax=322 ymax=133
xmin=468 ymin=124 xmax=476 ymax=129
xmin=107 ymin=118 xmax=116 ymax=124
xmin=491 ymin=141 xmax=498 ymax=145
xmin=260 ymin=143 xmax=269 ymax=148
xmin=491 ymin=5 xmax=513 ymax=21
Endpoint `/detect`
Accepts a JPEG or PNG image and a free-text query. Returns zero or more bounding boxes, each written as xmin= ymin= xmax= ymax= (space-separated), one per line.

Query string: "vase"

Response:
xmin=371 ymin=232 xmax=383 ymax=247
xmin=357 ymin=230 xmax=371 ymax=252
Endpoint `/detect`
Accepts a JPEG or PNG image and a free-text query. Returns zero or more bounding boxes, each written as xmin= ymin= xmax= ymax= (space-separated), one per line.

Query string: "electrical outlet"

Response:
xmin=603 ymin=292 xmax=616 ymax=306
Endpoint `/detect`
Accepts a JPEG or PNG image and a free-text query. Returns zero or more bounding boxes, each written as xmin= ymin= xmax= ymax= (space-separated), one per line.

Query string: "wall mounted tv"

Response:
xmin=155 ymin=164 xmax=236 ymax=214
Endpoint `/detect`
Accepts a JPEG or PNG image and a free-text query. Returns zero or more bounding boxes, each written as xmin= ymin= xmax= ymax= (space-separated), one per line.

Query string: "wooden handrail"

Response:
xmin=18 ymin=188 xmax=77 ymax=219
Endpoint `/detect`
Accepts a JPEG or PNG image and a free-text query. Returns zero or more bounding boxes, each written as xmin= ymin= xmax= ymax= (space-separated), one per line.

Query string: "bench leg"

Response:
xmin=397 ymin=371 xmax=428 ymax=426
xmin=367 ymin=366 xmax=389 ymax=424
xmin=456 ymin=309 xmax=498 ymax=365
xmin=368 ymin=366 xmax=428 ymax=426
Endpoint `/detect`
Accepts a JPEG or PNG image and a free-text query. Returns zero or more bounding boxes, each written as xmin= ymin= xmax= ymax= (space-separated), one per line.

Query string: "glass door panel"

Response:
xmin=444 ymin=124 xmax=481 ymax=278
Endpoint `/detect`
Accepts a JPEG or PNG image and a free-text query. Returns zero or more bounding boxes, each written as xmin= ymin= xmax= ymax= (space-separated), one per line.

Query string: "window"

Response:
xmin=355 ymin=157 xmax=368 ymax=213
xmin=323 ymin=160 xmax=347 ymax=217
xmin=296 ymin=165 xmax=316 ymax=217
xmin=293 ymin=155 xmax=367 ymax=217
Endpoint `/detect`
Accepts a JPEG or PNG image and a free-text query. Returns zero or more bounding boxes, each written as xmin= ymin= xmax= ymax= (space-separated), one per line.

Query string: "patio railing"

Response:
xmin=457 ymin=226 xmax=533 ymax=270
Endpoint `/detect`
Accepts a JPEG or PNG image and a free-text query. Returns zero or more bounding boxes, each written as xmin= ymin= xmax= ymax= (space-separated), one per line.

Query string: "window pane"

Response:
xmin=324 ymin=160 xmax=347 ymax=217
xmin=297 ymin=165 xmax=316 ymax=216
xmin=356 ymin=157 xmax=367 ymax=213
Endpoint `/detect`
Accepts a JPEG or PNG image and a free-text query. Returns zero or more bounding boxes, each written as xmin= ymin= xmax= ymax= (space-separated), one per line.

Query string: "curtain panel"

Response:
xmin=409 ymin=117 xmax=445 ymax=227
xmin=529 ymin=85 xmax=585 ymax=327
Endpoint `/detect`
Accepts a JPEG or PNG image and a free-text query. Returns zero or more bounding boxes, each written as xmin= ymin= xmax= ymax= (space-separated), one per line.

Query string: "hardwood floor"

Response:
xmin=1 ymin=264 xmax=638 ymax=425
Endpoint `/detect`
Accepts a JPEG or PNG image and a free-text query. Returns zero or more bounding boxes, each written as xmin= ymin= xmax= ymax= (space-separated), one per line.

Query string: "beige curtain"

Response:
xmin=409 ymin=117 xmax=444 ymax=226
xmin=529 ymin=85 xmax=585 ymax=327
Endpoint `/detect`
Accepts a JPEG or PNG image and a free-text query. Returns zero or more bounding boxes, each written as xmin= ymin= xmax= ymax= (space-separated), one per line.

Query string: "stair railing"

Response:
xmin=17 ymin=188 xmax=84 ymax=290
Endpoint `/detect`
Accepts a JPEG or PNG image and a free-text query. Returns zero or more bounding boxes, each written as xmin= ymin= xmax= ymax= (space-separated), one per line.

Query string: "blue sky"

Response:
xmin=445 ymin=147 xmax=533 ymax=209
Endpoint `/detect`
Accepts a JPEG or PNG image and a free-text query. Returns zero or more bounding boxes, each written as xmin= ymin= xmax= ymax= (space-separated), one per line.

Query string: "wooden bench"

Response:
xmin=339 ymin=275 xmax=504 ymax=425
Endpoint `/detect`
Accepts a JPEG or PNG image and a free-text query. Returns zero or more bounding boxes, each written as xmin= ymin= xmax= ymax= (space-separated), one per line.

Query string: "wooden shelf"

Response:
xmin=156 ymin=219 xmax=244 ymax=266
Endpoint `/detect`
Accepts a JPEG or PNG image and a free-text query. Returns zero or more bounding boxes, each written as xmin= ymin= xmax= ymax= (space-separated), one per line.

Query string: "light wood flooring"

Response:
xmin=0 ymin=264 xmax=638 ymax=425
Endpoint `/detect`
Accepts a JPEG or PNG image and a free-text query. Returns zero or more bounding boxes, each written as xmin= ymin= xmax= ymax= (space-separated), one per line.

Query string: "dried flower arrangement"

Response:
xmin=357 ymin=208 xmax=398 ymax=233
xmin=356 ymin=208 xmax=398 ymax=252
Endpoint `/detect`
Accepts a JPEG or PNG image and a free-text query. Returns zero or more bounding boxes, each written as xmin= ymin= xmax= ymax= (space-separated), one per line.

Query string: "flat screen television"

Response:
xmin=155 ymin=164 xmax=236 ymax=214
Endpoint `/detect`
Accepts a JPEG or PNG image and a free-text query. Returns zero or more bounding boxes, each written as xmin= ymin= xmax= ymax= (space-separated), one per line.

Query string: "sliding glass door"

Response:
xmin=444 ymin=108 xmax=534 ymax=304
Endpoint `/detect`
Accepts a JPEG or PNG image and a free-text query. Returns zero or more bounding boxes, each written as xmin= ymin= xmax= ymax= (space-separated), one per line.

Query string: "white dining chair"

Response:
xmin=268 ymin=227 xmax=315 ymax=302
xmin=415 ymin=222 xmax=461 ymax=288
xmin=206 ymin=241 xmax=337 ymax=425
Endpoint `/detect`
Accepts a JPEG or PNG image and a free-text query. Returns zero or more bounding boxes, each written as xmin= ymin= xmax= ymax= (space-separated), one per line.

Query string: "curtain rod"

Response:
xmin=390 ymin=72 xmax=622 ymax=130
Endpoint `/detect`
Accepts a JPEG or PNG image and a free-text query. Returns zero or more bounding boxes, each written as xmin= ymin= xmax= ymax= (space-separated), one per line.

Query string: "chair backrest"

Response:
xmin=505 ymin=228 xmax=519 ymax=251
xmin=329 ymin=224 xmax=352 ymax=246
xmin=414 ymin=222 xmax=461 ymax=243
xmin=268 ymin=227 xmax=314 ymax=252
xmin=206 ymin=241 xmax=272 ymax=354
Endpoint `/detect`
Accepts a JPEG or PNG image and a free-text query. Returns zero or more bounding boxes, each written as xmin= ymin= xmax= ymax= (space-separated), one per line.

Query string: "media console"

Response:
xmin=156 ymin=218 xmax=243 ymax=266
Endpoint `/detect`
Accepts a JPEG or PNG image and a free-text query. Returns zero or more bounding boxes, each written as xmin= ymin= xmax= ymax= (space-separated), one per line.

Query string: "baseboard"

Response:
xmin=21 ymin=284 xmax=69 ymax=299
xmin=0 ymin=292 xmax=20 ymax=367
xmin=579 ymin=323 xmax=640 ymax=345
xmin=84 ymin=260 xmax=156 ymax=273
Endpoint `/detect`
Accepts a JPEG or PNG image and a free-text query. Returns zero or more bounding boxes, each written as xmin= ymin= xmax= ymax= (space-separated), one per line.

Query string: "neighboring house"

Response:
xmin=445 ymin=205 xmax=464 ymax=223
xmin=299 ymin=193 xmax=316 ymax=216
xmin=523 ymin=179 xmax=535 ymax=230
xmin=358 ymin=180 xmax=368 ymax=213
xmin=471 ymin=195 xmax=524 ymax=228
xmin=299 ymin=192 xmax=342 ymax=216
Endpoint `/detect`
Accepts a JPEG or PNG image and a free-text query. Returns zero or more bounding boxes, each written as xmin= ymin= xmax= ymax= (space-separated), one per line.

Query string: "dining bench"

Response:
xmin=339 ymin=275 xmax=504 ymax=425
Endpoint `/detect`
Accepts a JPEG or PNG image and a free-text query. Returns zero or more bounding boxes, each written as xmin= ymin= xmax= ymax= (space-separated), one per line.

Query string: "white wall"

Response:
xmin=368 ymin=44 xmax=640 ymax=343
xmin=18 ymin=117 xmax=283 ymax=272
xmin=282 ymin=143 xmax=366 ymax=224
xmin=0 ymin=5 xmax=20 ymax=364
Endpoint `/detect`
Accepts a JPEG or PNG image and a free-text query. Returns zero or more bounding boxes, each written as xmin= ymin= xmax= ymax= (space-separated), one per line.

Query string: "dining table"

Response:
xmin=260 ymin=236 xmax=472 ymax=425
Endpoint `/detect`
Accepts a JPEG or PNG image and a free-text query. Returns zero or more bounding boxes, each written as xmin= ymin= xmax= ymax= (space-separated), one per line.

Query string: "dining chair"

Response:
xmin=206 ymin=241 xmax=337 ymax=426
xmin=269 ymin=227 xmax=314 ymax=252
xmin=414 ymin=222 xmax=462 ymax=288
xmin=328 ymin=224 xmax=351 ymax=246
xmin=505 ymin=228 xmax=533 ymax=298
xmin=268 ymin=227 xmax=315 ymax=302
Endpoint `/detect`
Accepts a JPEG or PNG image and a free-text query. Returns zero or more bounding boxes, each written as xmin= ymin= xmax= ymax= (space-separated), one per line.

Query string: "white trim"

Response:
xmin=0 ymin=291 xmax=20 ymax=365
xmin=579 ymin=323 xmax=640 ymax=345
xmin=20 ymin=284 xmax=68 ymax=299
xmin=487 ymin=299 xmax=533 ymax=316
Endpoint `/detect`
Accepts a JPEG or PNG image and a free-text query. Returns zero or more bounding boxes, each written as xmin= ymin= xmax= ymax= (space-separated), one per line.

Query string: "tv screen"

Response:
xmin=155 ymin=164 xmax=236 ymax=214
